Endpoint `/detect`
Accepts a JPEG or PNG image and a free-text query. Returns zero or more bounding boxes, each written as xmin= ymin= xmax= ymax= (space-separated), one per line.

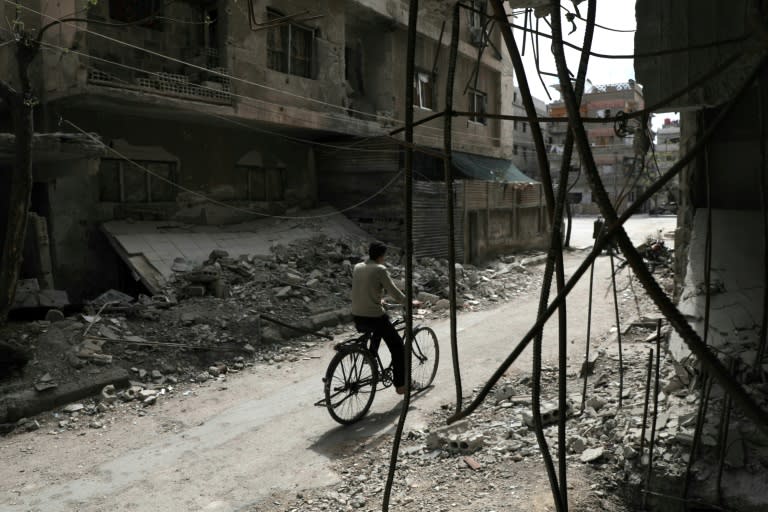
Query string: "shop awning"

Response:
xmin=452 ymin=152 xmax=536 ymax=183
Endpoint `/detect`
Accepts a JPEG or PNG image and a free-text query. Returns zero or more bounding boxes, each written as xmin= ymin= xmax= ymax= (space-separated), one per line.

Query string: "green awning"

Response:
xmin=453 ymin=151 xmax=536 ymax=183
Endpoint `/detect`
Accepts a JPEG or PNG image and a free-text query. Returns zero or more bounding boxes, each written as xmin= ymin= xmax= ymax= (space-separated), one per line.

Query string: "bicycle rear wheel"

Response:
xmin=411 ymin=326 xmax=439 ymax=391
xmin=324 ymin=346 xmax=378 ymax=425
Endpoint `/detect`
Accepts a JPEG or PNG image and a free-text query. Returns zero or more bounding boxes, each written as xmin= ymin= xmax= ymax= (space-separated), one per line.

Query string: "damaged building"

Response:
xmin=0 ymin=0 xmax=547 ymax=307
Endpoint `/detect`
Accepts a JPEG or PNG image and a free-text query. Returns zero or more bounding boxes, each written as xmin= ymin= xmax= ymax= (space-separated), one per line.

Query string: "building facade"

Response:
xmin=0 ymin=0 xmax=538 ymax=300
xmin=648 ymin=117 xmax=680 ymax=213
xmin=547 ymin=80 xmax=645 ymax=214
xmin=508 ymin=86 xmax=548 ymax=180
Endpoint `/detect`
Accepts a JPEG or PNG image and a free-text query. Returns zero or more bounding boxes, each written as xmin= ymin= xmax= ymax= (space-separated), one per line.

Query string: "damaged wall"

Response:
xmin=636 ymin=0 xmax=768 ymax=509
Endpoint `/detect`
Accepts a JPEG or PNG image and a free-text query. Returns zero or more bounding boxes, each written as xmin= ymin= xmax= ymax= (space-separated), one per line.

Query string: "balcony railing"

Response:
xmin=86 ymin=48 xmax=233 ymax=105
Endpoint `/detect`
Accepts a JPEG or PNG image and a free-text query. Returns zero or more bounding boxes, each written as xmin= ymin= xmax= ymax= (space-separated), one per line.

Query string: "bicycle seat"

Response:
xmin=355 ymin=326 xmax=375 ymax=334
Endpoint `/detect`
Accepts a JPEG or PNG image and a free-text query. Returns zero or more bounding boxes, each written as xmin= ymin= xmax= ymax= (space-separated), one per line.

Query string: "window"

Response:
xmin=413 ymin=71 xmax=434 ymax=110
xmin=522 ymin=122 xmax=527 ymax=133
xmin=468 ymin=89 xmax=487 ymax=124
xmin=513 ymin=120 xmax=518 ymax=130
xmin=513 ymin=145 xmax=519 ymax=155
xmin=99 ymin=159 xmax=178 ymax=202
xmin=236 ymin=166 xmax=285 ymax=201
xmin=266 ymin=9 xmax=314 ymax=78
xmin=469 ymin=0 xmax=487 ymax=29
xmin=108 ymin=0 xmax=163 ymax=29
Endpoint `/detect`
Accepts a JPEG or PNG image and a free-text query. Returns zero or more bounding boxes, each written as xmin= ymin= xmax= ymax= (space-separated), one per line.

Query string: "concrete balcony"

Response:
xmin=85 ymin=48 xmax=233 ymax=107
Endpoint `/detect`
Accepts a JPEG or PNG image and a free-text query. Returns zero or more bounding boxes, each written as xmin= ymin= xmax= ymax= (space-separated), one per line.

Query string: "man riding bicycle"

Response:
xmin=351 ymin=242 xmax=412 ymax=395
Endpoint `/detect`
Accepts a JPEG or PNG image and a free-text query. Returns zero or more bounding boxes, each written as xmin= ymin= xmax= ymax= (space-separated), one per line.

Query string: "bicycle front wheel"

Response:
xmin=324 ymin=347 xmax=378 ymax=425
xmin=411 ymin=326 xmax=439 ymax=391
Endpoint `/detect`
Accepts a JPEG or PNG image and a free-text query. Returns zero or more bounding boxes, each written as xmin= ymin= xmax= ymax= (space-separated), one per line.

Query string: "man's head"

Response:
xmin=368 ymin=242 xmax=387 ymax=262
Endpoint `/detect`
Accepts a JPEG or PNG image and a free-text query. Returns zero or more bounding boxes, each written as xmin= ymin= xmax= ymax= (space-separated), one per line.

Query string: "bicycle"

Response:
xmin=317 ymin=315 xmax=439 ymax=425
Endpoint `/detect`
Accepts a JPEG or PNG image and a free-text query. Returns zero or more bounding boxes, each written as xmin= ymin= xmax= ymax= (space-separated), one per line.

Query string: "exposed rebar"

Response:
xmin=550 ymin=0 xmax=768 ymax=431
xmin=639 ymin=348 xmax=654 ymax=458
xmin=489 ymin=1 xmax=562 ymax=508
xmin=580 ymin=260 xmax=595 ymax=412
xmin=609 ymin=250 xmax=625 ymax=407
xmin=444 ymin=2 xmax=463 ymax=414
xmin=449 ymin=20 xmax=767 ymax=433
xmin=382 ymin=0 xmax=418 ymax=508
xmin=642 ymin=319 xmax=662 ymax=509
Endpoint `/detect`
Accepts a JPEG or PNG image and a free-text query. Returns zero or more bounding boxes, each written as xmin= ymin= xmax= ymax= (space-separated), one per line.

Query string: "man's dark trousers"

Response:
xmin=352 ymin=314 xmax=404 ymax=387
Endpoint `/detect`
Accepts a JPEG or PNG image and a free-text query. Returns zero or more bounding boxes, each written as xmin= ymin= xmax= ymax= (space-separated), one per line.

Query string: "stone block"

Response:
xmin=447 ymin=432 xmax=485 ymax=453
xmin=16 ymin=278 xmax=41 ymax=294
xmin=44 ymin=309 xmax=65 ymax=323
xmin=417 ymin=291 xmax=440 ymax=304
xmin=425 ymin=419 xmax=471 ymax=449
xmin=522 ymin=402 xmax=573 ymax=429
xmin=310 ymin=310 xmax=341 ymax=329
xmin=38 ymin=289 xmax=70 ymax=308
xmin=208 ymin=279 xmax=230 ymax=299
xmin=185 ymin=285 xmax=206 ymax=297
xmin=101 ymin=384 xmax=117 ymax=403
xmin=580 ymin=446 xmax=604 ymax=463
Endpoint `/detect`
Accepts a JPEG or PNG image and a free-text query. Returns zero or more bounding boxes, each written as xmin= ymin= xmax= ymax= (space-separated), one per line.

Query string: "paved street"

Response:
xmin=0 ymin=216 xmax=677 ymax=512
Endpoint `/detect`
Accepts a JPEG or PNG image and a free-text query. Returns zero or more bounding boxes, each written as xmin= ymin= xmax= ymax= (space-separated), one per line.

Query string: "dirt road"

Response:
xmin=0 ymin=217 xmax=676 ymax=512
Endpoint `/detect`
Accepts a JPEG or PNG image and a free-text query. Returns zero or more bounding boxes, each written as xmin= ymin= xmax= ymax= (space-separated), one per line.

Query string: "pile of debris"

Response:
xmin=273 ymin=323 xmax=768 ymax=512
xmin=165 ymin=235 xmax=545 ymax=332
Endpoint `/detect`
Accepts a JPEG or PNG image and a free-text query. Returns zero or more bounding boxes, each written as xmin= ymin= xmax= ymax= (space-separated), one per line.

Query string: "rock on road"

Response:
xmin=0 ymin=216 xmax=676 ymax=512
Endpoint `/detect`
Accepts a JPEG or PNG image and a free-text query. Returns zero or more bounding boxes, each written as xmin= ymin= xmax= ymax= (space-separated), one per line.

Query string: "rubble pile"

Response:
xmin=169 ymin=235 xmax=544 ymax=328
xmin=272 ymin=324 xmax=768 ymax=512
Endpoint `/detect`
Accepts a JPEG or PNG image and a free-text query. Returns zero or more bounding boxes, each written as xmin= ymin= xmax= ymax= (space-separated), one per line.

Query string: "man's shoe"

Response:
xmin=396 ymin=385 xmax=407 ymax=394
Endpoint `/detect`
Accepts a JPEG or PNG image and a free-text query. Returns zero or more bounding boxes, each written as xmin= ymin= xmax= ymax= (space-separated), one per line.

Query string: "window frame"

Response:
xmin=99 ymin=159 xmax=178 ymax=203
xmin=266 ymin=8 xmax=316 ymax=79
xmin=413 ymin=71 xmax=435 ymax=110
xmin=468 ymin=0 xmax=488 ymax=30
xmin=468 ymin=89 xmax=487 ymax=125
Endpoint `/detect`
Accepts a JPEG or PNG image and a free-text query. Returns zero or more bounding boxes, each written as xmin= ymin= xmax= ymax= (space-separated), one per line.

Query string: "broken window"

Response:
xmin=469 ymin=89 xmax=487 ymax=124
xmin=468 ymin=0 xmax=487 ymax=29
xmin=413 ymin=72 xmax=434 ymax=110
xmin=98 ymin=159 xmax=178 ymax=203
xmin=108 ymin=0 xmax=164 ymax=29
xmin=266 ymin=8 xmax=315 ymax=79
xmin=468 ymin=0 xmax=488 ymax=46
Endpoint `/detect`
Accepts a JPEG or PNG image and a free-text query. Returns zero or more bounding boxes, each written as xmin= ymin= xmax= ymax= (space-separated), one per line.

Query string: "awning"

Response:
xmin=452 ymin=152 xmax=536 ymax=183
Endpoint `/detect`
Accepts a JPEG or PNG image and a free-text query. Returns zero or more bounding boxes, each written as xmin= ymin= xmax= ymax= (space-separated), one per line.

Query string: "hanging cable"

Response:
xmin=62 ymin=118 xmax=406 ymax=221
xmin=508 ymin=21 xmax=750 ymax=60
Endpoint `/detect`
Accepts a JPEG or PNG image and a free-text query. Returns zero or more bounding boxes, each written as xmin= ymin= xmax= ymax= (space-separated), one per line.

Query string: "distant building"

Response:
xmin=0 ymin=0 xmax=548 ymax=302
xmin=648 ymin=117 xmax=680 ymax=212
xmin=547 ymin=80 xmax=645 ymax=214
xmin=508 ymin=86 xmax=548 ymax=180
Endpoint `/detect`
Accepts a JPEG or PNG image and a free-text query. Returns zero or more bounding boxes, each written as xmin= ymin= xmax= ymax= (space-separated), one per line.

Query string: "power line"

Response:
xmin=17 ymin=2 xmax=514 ymax=148
xmin=509 ymin=21 xmax=750 ymax=60
xmin=62 ymin=118 xmax=406 ymax=221
xmin=18 ymin=2 xmax=394 ymax=125
xmin=33 ymin=41 xmax=401 ymax=153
